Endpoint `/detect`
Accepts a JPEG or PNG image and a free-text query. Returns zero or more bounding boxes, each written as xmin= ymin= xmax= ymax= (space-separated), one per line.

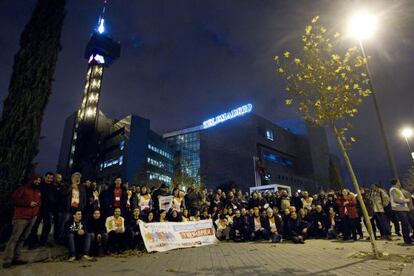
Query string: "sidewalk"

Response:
xmin=1 ymin=239 xmax=414 ymax=275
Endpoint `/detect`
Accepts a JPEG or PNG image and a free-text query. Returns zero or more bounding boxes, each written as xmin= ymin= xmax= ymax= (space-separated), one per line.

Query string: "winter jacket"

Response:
xmin=12 ymin=184 xmax=41 ymax=220
xmin=336 ymin=194 xmax=359 ymax=219
xmin=60 ymin=184 xmax=87 ymax=212
xmin=262 ymin=215 xmax=283 ymax=233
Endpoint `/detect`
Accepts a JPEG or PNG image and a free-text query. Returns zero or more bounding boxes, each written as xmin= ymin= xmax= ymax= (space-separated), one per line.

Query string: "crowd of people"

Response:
xmin=3 ymin=171 xmax=414 ymax=268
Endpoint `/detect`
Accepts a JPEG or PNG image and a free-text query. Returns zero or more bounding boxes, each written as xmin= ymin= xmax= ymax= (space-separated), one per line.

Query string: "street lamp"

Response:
xmin=347 ymin=11 xmax=400 ymax=180
xmin=401 ymin=127 xmax=414 ymax=162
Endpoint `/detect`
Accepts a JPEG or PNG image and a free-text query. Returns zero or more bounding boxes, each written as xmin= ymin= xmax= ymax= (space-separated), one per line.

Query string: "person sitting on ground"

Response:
xmin=167 ymin=209 xmax=182 ymax=222
xmin=231 ymin=209 xmax=248 ymax=242
xmin=262 ymin=208 xmax=283 ymax=243
xmin=309 ymin=205 xmax=329 ymax=239
xmin=127 ymin=208 xmax=143 ymax=250
xmin=287 ymin=211 xmax=309 ymax=244
xmin=190 ymin=209 xmax=201 ymax=221
xmin=87 ymin=209 xmax=108 ymax=256
xmin=159 ymin=210 xmax=168 ymax=222
xmin=105 ymin=207 xmax=125 ymax=254
xmin=200 ymin=208 xmax=211 ymax=220
xmin=248 ymin=206 xmax=268 ymax=241
xmin=281 ymin=208 xmax=291 ymax=239
xmin=146 ymin=211 xmax=155 ymax=223
xmin=215 ymin=214 xmax=230 ymax=241
xmin=64 ymin=210 xmax=93 ymax=261
xmin=182 ymin=209 xmax=190 ymax=222
xmin=3 ymin=174 xmax=42 ymax=269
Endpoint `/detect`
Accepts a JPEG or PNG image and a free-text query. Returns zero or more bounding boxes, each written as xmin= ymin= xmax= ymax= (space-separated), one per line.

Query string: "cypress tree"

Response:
xmin=0 ymin=0 xmax=66 ymax=231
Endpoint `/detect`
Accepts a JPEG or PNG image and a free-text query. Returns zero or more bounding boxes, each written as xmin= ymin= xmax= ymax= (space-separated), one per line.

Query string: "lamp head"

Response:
xmin=402 ymin=127 xmax=413 ymax=139
xmin=348 ymin=11 xmax=378 ymax=40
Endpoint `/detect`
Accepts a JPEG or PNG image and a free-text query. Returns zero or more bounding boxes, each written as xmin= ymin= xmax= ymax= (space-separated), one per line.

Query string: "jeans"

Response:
xmin=107 ymin=231 xmax=126 ymax=253
xmin=386 ymin=210 xmax=401 ymax=234
xmin=216 ymin=227 xmax=230 ymax=241
xmin=67 ymin=232 xmax=91 ymax=257
xmin=270 ymin=232 xmax=282 ymax=243
xmin=395 ymin=211 xmax=411 ymax=244
xmin=373 ymin=212 xmax=391 ymax=237
xmin=90 ymin=232 xmax=108 ymax=255
xmin=3 ymin=218 xmax=37 ymax=263
xmin=57 ymin=212 xmax=72 ymax=243
xmin=39 ymin=210 xmax=54 ymax=245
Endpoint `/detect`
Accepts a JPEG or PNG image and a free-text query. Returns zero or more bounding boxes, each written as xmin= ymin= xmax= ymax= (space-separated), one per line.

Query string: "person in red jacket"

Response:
xmin=3 ymin=174 xmax=42 ymax=269
xmin=336 ymin=189 xmax=359 ymax=241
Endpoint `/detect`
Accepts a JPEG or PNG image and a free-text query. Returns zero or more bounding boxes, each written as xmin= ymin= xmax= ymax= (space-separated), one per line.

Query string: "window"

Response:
xmin=263 ymin=151 xmax=294 ymax=167
xmin=119 ymin=140 xmax=125 ymax=151
xmin=148 ymin=144 xmax=173 ymax=160
xmin=149 ymin=172 xmax=171 ymax=183
xmin=266 ymin=129 xmax=274 ymax=141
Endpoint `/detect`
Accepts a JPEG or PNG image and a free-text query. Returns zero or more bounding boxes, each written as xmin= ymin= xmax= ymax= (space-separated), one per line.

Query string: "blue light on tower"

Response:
xmin=97 ymin=17 xmax=105 ymax=34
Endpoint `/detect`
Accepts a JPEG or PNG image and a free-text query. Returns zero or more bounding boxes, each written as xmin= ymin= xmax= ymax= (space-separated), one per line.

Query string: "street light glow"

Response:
xmin=348 ymin=11 xmax=378 ymax=39
xmin=401 ymin=127 xmax=413 ymax=139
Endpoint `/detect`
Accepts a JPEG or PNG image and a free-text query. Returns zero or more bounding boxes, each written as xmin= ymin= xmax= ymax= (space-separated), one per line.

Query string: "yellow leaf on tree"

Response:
xmin=311 ymin=16 xmax=319 ymax=23
xmin=334 ymin=32 xmax=340 ymax=38
xmin=285 ymin=99 xmax=293 ymax=105
xmin=277 ymin=68 xmax=284 ymax=73
xmin=305 ymin=25 xmax=312 ymax=35
xmin=350 ymin=137 xmax=356 ymax=142
xmin=284 ymin=51 xmax=290 ymax=58
xmin=274 ymin=55 xmax=279 ymax=61
xmin=294 ymin=58 xmax=301 ymax=64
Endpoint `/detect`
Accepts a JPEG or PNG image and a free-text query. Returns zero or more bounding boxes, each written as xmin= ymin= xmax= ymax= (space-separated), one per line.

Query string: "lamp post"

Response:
xmin=401 ymin=127 xmax=414 ymax=163
xmin=348 ymin=11 xmax=400 ymax=180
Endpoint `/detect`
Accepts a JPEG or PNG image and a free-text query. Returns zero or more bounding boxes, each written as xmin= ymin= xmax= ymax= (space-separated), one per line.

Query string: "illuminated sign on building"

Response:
xmin=202 ymin=104 xmax=253 ymax=129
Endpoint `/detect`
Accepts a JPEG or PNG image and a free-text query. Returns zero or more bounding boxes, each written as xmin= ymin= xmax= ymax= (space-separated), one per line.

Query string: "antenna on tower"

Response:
xmin=97 ymin=0 xmax=108 ymax=34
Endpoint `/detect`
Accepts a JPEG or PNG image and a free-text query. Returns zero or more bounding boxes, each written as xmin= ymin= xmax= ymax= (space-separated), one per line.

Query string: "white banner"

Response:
xmin=138 ymin=219 xmax=218 ymax=252
xmin=158 ymin=195 xmax=173 ymax=211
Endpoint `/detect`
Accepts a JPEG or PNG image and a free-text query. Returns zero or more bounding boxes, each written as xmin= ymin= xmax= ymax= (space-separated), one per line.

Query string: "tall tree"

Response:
xmin=274 ymin=16 xmax=380 ymax=258
xmin=0 ymin=0 xmax=66 ymax=221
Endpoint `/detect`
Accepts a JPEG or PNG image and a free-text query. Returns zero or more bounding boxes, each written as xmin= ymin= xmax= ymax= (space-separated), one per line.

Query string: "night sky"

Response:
xmin=0 ymin=0 xmax=413 ymax=187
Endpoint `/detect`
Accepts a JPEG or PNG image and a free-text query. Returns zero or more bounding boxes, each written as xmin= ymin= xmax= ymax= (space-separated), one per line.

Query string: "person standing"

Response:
xmin=56 ymin=172 xmax=86 ymax=243
xmin=3 ymin=175 xmax=42 ymax=268
xmin=389 ymin=179 xmax=412 ymax=245
xmin=27 ymin=172 xmax=54 ymax=248
xmin=370 ymin=183 xmax=392 ymax=240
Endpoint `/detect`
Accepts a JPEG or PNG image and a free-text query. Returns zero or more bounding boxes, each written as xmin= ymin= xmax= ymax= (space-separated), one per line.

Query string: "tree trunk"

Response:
xmin=333 ymin=124 xmax=380 ymax=258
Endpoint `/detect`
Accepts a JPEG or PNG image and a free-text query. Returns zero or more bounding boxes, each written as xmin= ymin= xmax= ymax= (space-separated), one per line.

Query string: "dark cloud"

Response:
xmin=0 ymin=0 xmax=413 ymax=186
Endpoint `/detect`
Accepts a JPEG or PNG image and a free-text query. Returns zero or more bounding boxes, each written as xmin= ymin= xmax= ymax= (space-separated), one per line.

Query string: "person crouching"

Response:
xmin=64 ymin=210 xmax=93 ymax=261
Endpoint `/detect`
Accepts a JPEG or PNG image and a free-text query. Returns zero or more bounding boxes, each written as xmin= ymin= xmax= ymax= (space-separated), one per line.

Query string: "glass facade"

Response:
xmin=166 ymin=132 xmax=201 ymax=185
xmin=262 ymin=150 xmax=294 ymax=168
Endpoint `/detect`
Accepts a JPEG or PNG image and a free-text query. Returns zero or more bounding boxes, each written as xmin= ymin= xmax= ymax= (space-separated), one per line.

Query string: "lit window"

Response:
xmin=266 ymin=130 xmax=274 ymax=141
xmin=119 ymin=140 xmax=125 ymax=151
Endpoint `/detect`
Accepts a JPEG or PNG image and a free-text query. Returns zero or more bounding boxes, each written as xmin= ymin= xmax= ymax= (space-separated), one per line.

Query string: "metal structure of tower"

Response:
xmin=69 ymin=1 xmax=121 ymax=178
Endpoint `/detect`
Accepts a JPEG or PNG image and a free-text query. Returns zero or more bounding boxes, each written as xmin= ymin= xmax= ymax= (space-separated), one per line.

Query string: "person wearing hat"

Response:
xmin=3 ymin=174 xmax=42 ymax=268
